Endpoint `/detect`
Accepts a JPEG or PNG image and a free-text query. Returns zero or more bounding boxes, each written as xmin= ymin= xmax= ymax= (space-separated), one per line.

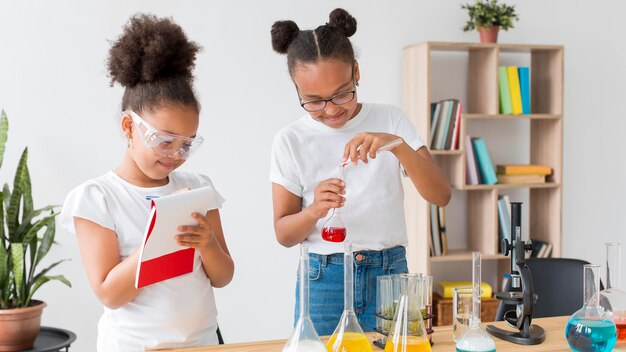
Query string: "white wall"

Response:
xmin=0 ymin=0 xmax=625 ymax=349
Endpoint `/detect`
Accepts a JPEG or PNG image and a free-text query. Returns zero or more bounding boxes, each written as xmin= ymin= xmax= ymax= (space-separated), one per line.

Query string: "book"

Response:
xmin=465 ymin=135 xmax=480 ymax=185
xmin=496 ymin=164 xmax=552 ymax=176
xmin=430 ymin=204 xmax=441 ymax=256
xmin=518 ymin=67 xmax=531 ymax=114
xmin=435 ymin=281 xmax=493 ymax=299
xmin=497 ymin=174 xmax=546 ymax=184
xmin=507 ymin=66 xmax=523 ymax=115
xmin=435 ymin=100 xmax=453 ymax=150
xmin=450 ymin=101 xmax=463 ymax=150
xmin=497 ymin=195 xmax=511 ymax=253
xmin=472 ymin=138 xmax=497 ymax=185
xmin=429 ymin=102 xmax=442 ymax=147
xmin=438 ymin=206 xmax=448 ymax=255
xmin=135 ymin=186 xmax=222 ymax=288
xmin=530 ymin=239 xmax=549 ymax=258
xmin=498 ymin=66 xmax=513 ymax=114
xmin=444 ymin=100 xmax=460 ymax=150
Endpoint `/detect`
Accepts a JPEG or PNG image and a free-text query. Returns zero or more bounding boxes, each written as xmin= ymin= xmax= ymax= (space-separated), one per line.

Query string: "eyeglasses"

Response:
xmin=299 ymin=89 xmax=356 ymax=112
xmin=124 ymin=110 xmax=204 ymax=160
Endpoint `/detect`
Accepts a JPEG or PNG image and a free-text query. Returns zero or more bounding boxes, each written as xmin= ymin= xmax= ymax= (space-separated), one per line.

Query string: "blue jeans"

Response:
xmin=294 ymin=246 xmax=408 ymax=336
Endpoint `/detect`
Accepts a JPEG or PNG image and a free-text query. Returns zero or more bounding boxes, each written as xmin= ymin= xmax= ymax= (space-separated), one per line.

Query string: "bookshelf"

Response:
xmin=402 ymin=42 xmax=563 ymax=289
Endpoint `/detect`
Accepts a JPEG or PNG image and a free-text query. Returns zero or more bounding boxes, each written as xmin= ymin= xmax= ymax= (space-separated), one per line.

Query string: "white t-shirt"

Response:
xmin=270 ymin=103 xmax=426 ymax=254
xmin=60 ymin=170 xmax=224 ymax=351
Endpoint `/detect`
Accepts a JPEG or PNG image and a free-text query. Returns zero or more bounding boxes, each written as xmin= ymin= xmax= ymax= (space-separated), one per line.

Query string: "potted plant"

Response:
xmin=0 ymin=110 xmax=71 ymax=351
xmin=461 ymin=0 xmax=519 ymax=43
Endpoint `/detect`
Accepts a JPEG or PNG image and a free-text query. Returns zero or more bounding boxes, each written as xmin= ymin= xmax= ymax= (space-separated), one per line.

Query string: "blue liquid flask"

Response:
xmin=565 ymin=264 xmax=617 ymax=352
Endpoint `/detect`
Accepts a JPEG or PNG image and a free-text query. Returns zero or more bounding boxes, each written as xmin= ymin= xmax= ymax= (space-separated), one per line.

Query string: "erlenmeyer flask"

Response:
xmin=283 ymin=245 xmax=326 ymax=352
xmin=566 ymin=264 xmax=617 ymax=352
xmin=600 ymin=242 xmax=626 ymax=343
xmin=327 ymin=242 xmax=373 ymax=352
xmin=321 ymin=208 xmax=347 ymax=242
xmin=455 ymin=252 xmax=496 ymax=352
xmin=384 ymin=273 xmax=432 ymax=352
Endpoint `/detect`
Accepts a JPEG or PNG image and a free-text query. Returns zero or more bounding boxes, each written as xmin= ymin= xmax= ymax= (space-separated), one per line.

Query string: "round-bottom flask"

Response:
xmin=565 ymin=264 xmax=617 ymax=352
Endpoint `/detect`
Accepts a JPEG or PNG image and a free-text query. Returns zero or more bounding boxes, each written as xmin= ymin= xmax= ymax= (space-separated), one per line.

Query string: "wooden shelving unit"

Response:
xmin=402 ymin=42 xmax=563 ymax=283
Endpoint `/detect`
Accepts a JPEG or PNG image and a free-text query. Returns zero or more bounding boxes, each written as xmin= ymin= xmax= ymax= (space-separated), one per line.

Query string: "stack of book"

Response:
xmin=429 ymin=204 xmax=448 ymax=257
xmin=429 ymin=99 xmax=462 ymax=150
xmin=499 ymin=66 xmax=531 ymax=115
xmin=465 ymin=135 xmax=497 ymax=185
xmin=496 ymin=164 xmax=552 ymax=184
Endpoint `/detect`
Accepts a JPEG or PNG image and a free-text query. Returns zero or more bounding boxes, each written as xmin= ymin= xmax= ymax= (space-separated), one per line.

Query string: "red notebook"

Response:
xmin=135 ymin=186 xmax=219 ymax=288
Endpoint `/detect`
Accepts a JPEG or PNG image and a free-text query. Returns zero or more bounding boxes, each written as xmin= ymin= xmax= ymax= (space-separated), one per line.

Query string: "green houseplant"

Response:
xmin=0 ymin=110 xmax=71 ymax=351
xmin=461 ymin=0 xmax=519 ymax=43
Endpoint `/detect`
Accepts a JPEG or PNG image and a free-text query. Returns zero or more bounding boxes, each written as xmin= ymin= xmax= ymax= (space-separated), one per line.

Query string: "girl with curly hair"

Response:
xmin=60 ymin=14 xmax=233 ymax=350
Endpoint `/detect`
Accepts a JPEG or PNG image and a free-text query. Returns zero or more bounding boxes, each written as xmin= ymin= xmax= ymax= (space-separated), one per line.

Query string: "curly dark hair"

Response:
xmin=271 ymin=8 xmax=357 ymax=77
xmin=108 ymin=14 xmax=202 ymax=113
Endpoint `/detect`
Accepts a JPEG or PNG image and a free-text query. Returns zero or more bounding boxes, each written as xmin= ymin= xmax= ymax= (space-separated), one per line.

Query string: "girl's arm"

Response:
xmin=272 ymin=179 xmax=345 ymax=248
xmin=392 ymin=143 xmax=451 ymax=207
xmin=74 ymin=218 xmax=141 ymax=309
xmin=344 ymin=132 xmax=451 ymax=207
xmin=176 ymin=209 xmax=234 ymax=288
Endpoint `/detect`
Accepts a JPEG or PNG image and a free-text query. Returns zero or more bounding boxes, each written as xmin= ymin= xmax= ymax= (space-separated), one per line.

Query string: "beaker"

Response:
xmin=327 ymin=242 xmax=373 ymax=352
xmin=419 ymin=275 xmax=434 ymax=344
xmin=455 ymin=252 xmax=496 ymax=352
xmin=452 ymin=287 xmax=473 ymax=342
xmin=282 ymin=245 xmax=326 ymax=352
xmin=565 ymin=264 xmax=617 ymax=352
xmin=384 ymin=273 xmax=432 ymax=352
xmin=600 ymin=242 xmax=626 ymax=343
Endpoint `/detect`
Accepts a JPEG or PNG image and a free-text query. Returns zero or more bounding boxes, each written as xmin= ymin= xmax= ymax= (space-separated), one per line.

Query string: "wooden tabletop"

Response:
xmin=158 ymin=315 xmax=585 ymax=351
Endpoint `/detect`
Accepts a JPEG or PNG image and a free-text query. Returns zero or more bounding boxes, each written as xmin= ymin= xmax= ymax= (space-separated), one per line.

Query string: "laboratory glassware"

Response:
xmin=600 ymin=242 xmax=626 ymax=342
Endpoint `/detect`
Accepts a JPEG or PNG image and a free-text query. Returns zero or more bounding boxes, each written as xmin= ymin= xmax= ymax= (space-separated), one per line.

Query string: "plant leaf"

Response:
xmin=7 ymin=148 xmax=28 ymax=240
xmin=30 ymin=259 xmax=67 ymax=285
xmin=0 ymin=111 xmax=8 ymax=170
xmin=25 ymin=274 xmax=71 ymax=307
xmin=16 ymin=206 xmax=56 ymax=239
xmin=2 ymin=184 xmax=10 ymax=211
xmin=21 ymin=214 xmax=55 ymax=249
xmin=35 ymin=219 xmax=55 ymax=267
xmin=21 ymin=163 xmax=33 ymax=222
xmin=10 ymin=243 xmax=24 ymax=305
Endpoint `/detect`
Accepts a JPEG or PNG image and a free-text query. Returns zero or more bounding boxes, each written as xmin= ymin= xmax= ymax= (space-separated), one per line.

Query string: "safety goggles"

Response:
xmin=124 ymin=110 xmax=204 ymax=160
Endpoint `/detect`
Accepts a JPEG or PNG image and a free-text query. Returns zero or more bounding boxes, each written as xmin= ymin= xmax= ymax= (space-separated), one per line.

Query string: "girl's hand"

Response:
xmin=309 ymin=178 xmax=346 ymax=220
xmin=175 ymin=212 xmax=216 ymax=252
xmin=343 ymin=132 xmax=402 ymax=165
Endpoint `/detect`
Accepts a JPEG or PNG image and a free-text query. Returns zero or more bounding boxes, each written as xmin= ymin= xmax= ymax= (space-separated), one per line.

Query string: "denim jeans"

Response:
xmin=294 ymin=246 xmax=408 ymax=336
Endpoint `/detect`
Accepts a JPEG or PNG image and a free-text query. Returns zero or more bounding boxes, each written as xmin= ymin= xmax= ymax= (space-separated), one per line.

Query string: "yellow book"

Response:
xmin=507 ymin=66 xmax=523 ymax=115
xmin=497 ymin=174 xmax=546 ymax=184
xmin=435 ymin=281 xmax=492 ymax=299
xmin=496 ymin=164 xmax=552 ymax=175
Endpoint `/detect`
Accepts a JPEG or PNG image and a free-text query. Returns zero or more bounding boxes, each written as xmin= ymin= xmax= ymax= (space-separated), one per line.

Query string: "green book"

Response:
xmin=498 ymin=66 xmax=513 ymax=114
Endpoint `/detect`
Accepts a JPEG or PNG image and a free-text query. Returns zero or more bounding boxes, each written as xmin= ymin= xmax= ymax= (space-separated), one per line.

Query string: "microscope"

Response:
xmin=486 ymin=202 xmax=545 ymax=345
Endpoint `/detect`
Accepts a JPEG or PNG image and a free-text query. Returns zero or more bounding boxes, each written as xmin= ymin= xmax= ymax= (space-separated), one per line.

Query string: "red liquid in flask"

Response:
xmin=321 ymin=227 xmax=346 ymax=242
xmin=617 ymin=322 xmax=626 ymax=341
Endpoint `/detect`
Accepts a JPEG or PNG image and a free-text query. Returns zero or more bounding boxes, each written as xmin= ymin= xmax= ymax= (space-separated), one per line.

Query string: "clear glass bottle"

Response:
xmin=565 ymin=264 xmax=617 ymax=352
xmin=282 ymin=245 xmax=326 ymax=352
xmin=327 ymin=242 xmax=373 ymax=351
xmin=384 ymin=273 xmax=432 ymax=352
xmin=600 ymin=242 xmax=626 ymax=343
xmin=455 ymin=252 xmax=497 ymax=352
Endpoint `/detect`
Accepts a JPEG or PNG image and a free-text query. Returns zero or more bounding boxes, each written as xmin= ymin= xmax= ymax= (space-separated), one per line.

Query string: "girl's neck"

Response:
xmin=114 ymin=152 xmax=169 ymax=188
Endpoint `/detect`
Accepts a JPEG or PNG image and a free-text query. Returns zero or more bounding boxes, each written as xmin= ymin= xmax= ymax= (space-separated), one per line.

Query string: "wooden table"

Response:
xmin=160 ymin=316 xmax=581 ymax=351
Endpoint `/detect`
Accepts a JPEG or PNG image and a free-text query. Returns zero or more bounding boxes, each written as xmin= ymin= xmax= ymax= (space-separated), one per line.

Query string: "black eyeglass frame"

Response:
xmin=295 ymin=65 xmax=358 ymax=112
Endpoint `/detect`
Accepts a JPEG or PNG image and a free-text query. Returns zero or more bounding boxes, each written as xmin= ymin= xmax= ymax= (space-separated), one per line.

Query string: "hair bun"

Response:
xmin=107 ymin=14 xmax=201 ymax=87
xmin=271 ymin=20 xmax=300 ymax=54
xmin=327 ymin=8 xmax=357 ymax=37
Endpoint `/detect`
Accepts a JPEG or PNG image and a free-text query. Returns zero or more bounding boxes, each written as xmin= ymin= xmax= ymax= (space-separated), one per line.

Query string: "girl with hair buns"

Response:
xmin=59 ymin=14 xmax=233 ymax=351
xmin=270 ymin=8 xmax=451 ymax=334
